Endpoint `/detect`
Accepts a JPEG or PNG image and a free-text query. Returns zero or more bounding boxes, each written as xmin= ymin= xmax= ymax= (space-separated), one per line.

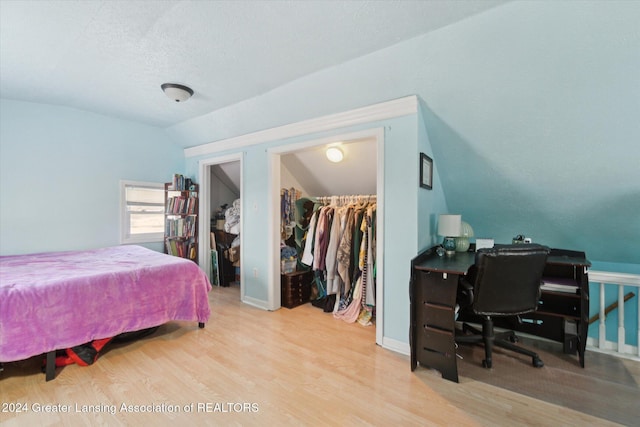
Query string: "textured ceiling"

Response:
xmin=0 ymin=0 xmax=504 ymax=128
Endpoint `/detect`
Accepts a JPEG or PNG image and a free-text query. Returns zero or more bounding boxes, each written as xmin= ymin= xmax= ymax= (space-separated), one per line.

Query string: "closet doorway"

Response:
xmin=198 ymin=154 xmax=244 ymax=300
xmin=268 ymin=128 xmax=385 ymax=345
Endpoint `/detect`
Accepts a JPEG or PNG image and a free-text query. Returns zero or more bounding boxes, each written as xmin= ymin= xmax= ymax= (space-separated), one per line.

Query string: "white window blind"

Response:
xmin=120 ymin=180 xmax=164 ymax=244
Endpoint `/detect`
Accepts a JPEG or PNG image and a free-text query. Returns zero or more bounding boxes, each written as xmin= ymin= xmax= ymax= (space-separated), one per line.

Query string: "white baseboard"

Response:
xmin=586 ymin=337 xmax=640 ymax=361
xmin=241 ymin=295 xmax=270 ymax=311
xmin=381 ymin=336 xmax=410 ymax=356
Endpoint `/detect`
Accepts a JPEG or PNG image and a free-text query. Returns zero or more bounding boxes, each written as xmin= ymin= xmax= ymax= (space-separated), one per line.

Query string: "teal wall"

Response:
xmin=169 ymin=1 xmax=640 ymax=267
xmin=417 ymin=100 xmax=449 ymax=250
xmin=172 ymin=1 xmax=639 ymax=347
xmin=185 ymin=114 xmax=439 ymax=343
xmin=425 ymin=1 xmax=640 ymax=265
xmin=0 ymin=99 xmax=184 ymax=255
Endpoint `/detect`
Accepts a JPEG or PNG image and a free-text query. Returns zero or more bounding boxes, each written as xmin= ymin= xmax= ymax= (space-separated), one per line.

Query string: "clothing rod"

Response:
xmin=314 ymin=194 xmax=377 ymax=204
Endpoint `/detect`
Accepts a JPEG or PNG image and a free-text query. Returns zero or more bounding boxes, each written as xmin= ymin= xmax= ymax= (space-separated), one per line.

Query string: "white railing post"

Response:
xmin=588 ymin=271 xmax=640 ymax=360
xmin=598 ymin=282 xmax=606 ymax=350
xmin=618 ymin=285 xmax=626 ymax=354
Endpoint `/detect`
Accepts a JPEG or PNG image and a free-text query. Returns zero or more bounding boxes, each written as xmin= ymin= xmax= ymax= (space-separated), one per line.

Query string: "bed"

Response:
xmin=0 ymin=245 xmax=211 ymax=380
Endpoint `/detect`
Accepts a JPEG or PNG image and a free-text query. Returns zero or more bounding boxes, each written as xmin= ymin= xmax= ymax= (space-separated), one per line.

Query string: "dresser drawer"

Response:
xmin=282 ymin=271 xmax=311 ymax=285
xmin=282 ymin=285 xmax=311 ymax=299
xmin=281 ymin=271 xmax=313 ymax=308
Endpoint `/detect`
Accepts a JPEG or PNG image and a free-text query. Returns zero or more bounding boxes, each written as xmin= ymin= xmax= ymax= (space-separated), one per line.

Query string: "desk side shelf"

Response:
xmin=517 ymin=252 xmax=590 ymax=365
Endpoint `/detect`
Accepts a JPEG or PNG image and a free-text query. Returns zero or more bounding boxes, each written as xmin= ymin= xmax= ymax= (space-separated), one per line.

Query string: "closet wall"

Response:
xmin=186 ymin=104 xmax=442 ymax=349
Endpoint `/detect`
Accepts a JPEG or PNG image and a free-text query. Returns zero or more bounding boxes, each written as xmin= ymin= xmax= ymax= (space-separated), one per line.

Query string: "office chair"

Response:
xmin=456 ymin=244 xmax=550 ymax=369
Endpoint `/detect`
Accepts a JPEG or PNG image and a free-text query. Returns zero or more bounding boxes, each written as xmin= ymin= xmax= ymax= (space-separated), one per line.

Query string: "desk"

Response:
xmin=410 ymin=246 xmax=590 ymax=383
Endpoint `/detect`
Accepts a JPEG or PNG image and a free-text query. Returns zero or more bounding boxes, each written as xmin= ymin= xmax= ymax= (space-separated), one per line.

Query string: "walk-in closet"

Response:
xmin=279 ymin=137 xmax=379 ymax=333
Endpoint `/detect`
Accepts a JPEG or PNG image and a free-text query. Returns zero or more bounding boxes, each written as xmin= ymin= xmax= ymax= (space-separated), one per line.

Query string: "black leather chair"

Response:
xmin=456 ymin=244 xmax=551 ymax=369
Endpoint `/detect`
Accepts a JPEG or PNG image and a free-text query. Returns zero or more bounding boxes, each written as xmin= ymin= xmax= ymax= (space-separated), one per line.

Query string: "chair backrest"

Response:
xmin=470 ymin=244 xmax=550 ymax=316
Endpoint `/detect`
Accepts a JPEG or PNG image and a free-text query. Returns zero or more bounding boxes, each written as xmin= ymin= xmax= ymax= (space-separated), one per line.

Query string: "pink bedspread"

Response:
xmin=0 ymin=245 xmax=211 ymax=362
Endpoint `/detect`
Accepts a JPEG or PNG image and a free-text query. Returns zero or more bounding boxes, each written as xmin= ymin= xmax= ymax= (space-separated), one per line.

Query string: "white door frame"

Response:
xmin=198 ymin=153 xmax=244 ymax=300
xmin=267 ymin=127 xmax=385 ymax=346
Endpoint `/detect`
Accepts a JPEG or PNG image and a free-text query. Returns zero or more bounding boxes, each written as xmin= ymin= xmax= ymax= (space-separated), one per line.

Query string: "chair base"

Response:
xmin=456 ymin=319 xmax=544 ymax=369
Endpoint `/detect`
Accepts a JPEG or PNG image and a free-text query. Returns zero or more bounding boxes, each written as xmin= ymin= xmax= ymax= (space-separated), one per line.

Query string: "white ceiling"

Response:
xmin=282 ymin=138 xmax=377 ymax=196
xmin=210 ymin=138 xmax=376 ymax=198
xmin=0 ymin=0 xmax=505 ymax=128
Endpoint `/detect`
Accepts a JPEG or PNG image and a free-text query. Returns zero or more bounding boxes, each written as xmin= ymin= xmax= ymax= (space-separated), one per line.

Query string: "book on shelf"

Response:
xmin=164 ymin=177 xmax=198 ymax=263
xmin=166 ymin=195 xmax=198 ymax=214
xmin=165 ymin=216 xmax=196 ymax=238
xmin=169 ymin=174 xmax=193 ymax=191
xmin=165 ymin=238 xmax=196 ymax=258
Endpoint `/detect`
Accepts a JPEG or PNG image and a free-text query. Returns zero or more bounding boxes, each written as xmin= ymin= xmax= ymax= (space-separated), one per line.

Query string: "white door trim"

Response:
xmin=185 ymin=95 xmax=416 ymax=158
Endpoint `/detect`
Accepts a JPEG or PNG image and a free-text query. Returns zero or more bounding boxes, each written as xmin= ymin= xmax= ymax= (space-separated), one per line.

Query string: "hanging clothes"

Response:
xmin=336 ymin=205 xmax=354 ymax=295
xmin=299 ymin=194 xmax=377 ymax=326
xmin=364 ymin=204 xmax=376 ymax=307
xmin=300 ymin=209 xmax=319 ymax=267
xmin=359 ymin=206 xmax=376 ymax=325
xmin=280 ymin=187 xmax=301 ymax=241
xmin=325 ymin=205 xmax=347 ymax=295
xmin=334 ymin=212 xmax=367 ymax=323
xmin=312 ymin=206 xmax=333 ymax=272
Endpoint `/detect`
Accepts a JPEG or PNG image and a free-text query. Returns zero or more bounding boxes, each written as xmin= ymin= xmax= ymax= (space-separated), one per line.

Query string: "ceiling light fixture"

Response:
xmin=326 ymin=146 xmax=344 ymax=163
xmin=161 ymin=83 xmax=194 ymax=102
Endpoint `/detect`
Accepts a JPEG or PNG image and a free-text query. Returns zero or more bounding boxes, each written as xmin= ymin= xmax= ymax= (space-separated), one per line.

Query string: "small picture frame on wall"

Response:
xmin=420 ymin=152 xmax=433 ymax=190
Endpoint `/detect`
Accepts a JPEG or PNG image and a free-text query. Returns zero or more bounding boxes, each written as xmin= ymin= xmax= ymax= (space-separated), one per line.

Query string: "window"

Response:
xmin=120 ymin=180 xmax=165 ymax=244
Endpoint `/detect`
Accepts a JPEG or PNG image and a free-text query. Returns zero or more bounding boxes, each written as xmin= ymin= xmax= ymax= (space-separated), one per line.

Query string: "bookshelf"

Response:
xmin=164 ymin=178 xmax=198 ymax=263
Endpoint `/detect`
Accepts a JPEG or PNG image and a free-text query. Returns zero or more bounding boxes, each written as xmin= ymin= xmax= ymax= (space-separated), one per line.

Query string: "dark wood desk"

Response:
xmin=410 ymin=246 xmax=590 ymax=383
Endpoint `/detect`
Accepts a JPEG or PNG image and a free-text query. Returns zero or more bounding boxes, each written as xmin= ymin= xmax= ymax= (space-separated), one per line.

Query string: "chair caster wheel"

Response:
xmin=532 ymin=357 xmax=544 ymax=368
xmin=482 ymin=359 xmax=492 ymax=368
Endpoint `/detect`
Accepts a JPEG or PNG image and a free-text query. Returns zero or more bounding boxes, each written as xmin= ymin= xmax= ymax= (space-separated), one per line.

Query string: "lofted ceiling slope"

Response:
xmin=0 ymin=0 xmax=505 ymax=129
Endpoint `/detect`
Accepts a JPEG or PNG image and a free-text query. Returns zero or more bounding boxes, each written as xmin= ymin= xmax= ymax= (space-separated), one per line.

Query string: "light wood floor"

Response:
xmin=0 ymin=284 xmax=628 ymax=426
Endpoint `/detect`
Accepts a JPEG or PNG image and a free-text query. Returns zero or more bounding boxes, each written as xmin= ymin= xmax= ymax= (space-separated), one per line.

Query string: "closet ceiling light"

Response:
xmin=161 ymin=83 xmax=194 ymax=102
xmin=326 ymin=147 xmax=344 ymax=163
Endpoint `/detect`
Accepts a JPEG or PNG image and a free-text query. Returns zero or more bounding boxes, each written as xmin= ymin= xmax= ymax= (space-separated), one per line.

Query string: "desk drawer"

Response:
xmin=423 ymin=303 xmax=454 ymax=330
xmin=418 ymin=325 xmax=456 ymax=357
xmin=416 ymin=271 xmax=457 ymax=307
